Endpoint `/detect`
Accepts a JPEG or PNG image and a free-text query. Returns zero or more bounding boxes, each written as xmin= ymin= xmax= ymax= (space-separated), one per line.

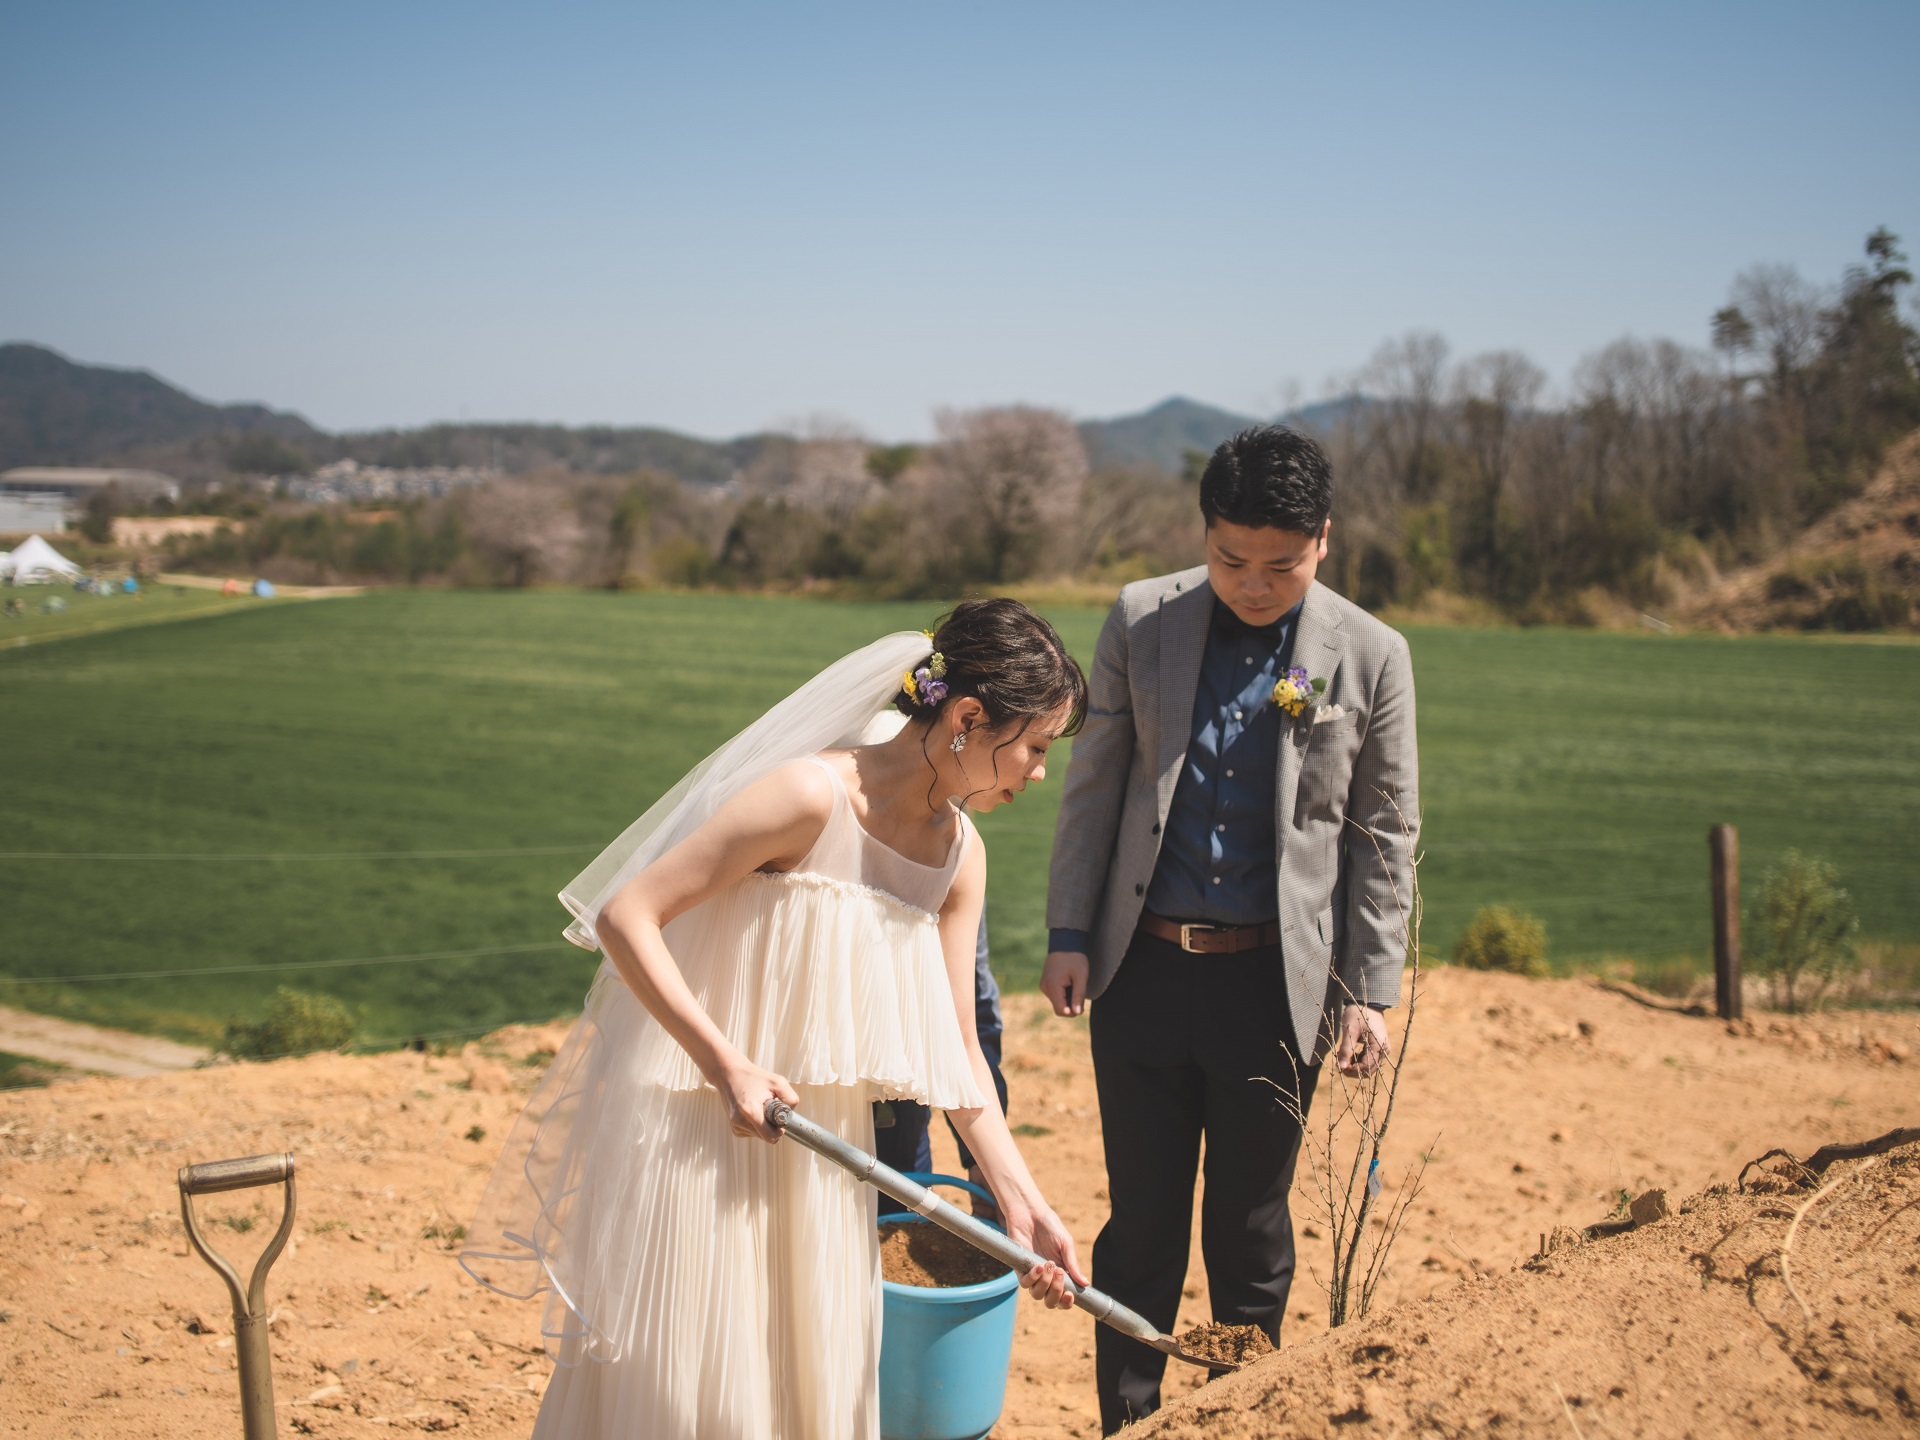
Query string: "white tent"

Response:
xmin=1 ymin=534 xmax=82 ymax=584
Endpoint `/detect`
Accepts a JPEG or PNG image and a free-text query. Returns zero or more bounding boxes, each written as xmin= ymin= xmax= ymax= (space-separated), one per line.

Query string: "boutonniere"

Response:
xmin=1272 ymin=666 xmax=1328 ymax=718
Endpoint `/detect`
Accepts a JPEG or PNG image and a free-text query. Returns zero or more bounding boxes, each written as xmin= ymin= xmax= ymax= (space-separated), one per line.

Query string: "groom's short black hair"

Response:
xmin=1199 ymin=425 xmax=1332 ymax=534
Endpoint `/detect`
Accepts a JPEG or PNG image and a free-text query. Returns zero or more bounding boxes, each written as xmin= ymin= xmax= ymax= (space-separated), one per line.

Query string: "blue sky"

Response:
xmin=3 ymin=2 xmax=1915 ymax=439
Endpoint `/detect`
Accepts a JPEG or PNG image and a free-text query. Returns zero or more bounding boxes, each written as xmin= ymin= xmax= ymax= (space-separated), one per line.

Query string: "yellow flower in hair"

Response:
xmin=901 ymin=670 xmax=919 ymax=702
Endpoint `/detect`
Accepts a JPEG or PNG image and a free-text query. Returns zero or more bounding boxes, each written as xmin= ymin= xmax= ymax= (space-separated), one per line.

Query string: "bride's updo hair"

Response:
xmin=892 ymin=597 xmax=1087 ymax=737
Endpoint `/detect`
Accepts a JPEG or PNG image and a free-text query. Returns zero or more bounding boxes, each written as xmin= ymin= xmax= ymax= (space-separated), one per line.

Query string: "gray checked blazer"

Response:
xmin=1046 ymin=568 xmax=1420 ymax=1061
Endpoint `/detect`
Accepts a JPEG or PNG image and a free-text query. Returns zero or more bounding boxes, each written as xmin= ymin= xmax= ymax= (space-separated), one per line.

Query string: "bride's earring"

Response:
xmin=950 ymin=730 xmax=967 ymax=755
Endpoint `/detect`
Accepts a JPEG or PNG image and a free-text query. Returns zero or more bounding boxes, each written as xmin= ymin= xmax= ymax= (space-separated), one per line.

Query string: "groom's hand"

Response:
xmin=1334 ymin=1004 xmax=1391 ymax=1078
xmin=1040 ymin=950 xmax=1089 ymax=1017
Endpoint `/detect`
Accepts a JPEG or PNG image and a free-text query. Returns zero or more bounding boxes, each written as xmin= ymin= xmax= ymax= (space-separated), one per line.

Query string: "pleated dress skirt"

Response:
xmin=529 ymin=1082 xmax=882 ymax=1439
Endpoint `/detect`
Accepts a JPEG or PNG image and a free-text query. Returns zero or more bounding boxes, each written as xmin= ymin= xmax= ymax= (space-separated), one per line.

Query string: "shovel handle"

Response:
xmin=177 ymin=1153 xmax=298 ymax=1319
xmin=181 ymin=1152 xmax=294 ymax=1195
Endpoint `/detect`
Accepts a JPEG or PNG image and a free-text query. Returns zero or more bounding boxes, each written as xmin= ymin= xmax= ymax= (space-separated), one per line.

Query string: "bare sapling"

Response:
xmin=1266 ymin=790 xmax=1433 ymax=1328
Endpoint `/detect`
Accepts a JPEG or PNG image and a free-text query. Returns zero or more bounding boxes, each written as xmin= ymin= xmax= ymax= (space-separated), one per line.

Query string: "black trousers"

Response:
xmin=1089 ymin=930 xmax=1319 ymax=1434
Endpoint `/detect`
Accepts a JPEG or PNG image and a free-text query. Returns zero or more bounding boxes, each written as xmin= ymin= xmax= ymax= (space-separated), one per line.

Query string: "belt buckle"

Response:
xmin=1178 ymin=922 xmax=1218 ymax=954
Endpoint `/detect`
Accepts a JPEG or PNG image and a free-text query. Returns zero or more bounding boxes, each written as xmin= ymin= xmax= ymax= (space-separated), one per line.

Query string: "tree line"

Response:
xmin=146 ymin=407 xmax=1200 ymax=598
xmin=152 ymin=230 xmax=1918 ymax=626
xmin=1317 ymin=228 xmax=1918 ymax=624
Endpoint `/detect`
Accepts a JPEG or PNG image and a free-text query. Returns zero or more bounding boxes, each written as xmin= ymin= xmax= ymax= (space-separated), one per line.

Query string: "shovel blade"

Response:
xmin=1152 ymin=1337 xmax=1240 ymax=1372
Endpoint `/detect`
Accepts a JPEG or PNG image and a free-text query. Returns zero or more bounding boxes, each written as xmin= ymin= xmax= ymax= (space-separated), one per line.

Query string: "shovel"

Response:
xmin=766 ymin=1099 xmax=1231 ymax=1371
xmin=178 ymin=1152 xmax=298 ymax=1439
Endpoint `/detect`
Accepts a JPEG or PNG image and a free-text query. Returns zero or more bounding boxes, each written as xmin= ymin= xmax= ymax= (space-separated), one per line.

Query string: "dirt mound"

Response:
xmin=879 ymin=1220 xmax=1010 ymax=1288
xmin=1678 ymin=429 xmax=1920 ymax=632
xmin=1130 ymin=1139 xmax=1920 ymax=1437
xmin=1175 ymin=1322 xmax=1274 ymax=1368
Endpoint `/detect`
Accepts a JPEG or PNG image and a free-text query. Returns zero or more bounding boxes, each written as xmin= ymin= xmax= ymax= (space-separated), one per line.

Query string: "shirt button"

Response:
xmin=1233 ymin=711 xmax=1242 ymax=720
xmin=1215 ymin=824 xmax=1225 ymax=832
xmin=1225 ymin=768 xmax=1234 ymax=778
xmin=1245 ymin=657 xmax=1253 ymax=664
xmin=1211 ymin=876 xmax=1222 ymax=885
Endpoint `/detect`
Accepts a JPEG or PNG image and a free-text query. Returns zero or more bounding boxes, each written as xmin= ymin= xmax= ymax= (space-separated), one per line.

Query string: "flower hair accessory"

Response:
xmin=1272 ymin=665 xmax=1327 ymax=717
xmin=901 ymin=651 xmax=949 ymax=708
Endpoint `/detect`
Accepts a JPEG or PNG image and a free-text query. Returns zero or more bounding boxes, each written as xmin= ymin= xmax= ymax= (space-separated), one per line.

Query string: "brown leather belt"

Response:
xmin=1138 ymin=912 xmax=1282 ymax=955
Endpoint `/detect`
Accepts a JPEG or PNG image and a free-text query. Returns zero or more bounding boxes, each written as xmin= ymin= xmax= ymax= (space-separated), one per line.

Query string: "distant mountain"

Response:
xmin=1077 ymin=393 xmax=1378 ymax=473
xmin=338 ymin=421 xmax=770 ymax=489
xmin=0 ymin=343 xmax=772 ymax=488
xmin=1282 ymin=394 xmax=1375 ymax=436
xmin=0 ymin=343 xmax=322 ymax=472
xmin=0 ymin=341 xmax=1377 ymax=489
xmin=1078 ymin=396 xmax=1260 ymax=473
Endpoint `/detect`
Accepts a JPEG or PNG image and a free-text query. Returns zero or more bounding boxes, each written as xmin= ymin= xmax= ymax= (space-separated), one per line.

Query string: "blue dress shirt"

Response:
xmin=1050 ymin=598 xmax=1299 ymax=954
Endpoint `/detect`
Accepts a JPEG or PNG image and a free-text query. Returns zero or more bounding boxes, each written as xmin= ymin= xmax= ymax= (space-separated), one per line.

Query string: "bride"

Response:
xmin=462 ymin=597 xmax=1090 ymax=1438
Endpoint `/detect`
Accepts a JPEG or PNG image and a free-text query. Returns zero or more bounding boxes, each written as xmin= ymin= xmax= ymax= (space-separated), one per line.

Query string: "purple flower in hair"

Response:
xmin=913 ymin=666 xmax=949 ymax=706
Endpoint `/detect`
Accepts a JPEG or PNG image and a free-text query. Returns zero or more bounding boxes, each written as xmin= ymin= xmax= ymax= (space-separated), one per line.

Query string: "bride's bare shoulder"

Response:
xmin=708 ymin=760 xmax=839 ymax=875
xmin=740 ymin=756 xmax=839 ymax=826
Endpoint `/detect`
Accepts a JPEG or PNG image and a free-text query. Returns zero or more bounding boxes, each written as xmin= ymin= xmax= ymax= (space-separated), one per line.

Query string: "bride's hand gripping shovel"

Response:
xmin=765 ymin=1099 xmax=1238 ymax=1372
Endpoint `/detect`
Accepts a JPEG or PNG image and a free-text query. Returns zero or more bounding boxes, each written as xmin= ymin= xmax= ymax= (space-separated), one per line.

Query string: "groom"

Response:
xmin=1041 ymin=425 xmax=1418 ymax=1432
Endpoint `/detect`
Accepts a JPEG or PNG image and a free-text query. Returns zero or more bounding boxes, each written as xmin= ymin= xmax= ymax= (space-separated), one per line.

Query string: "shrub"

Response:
xmin=652 ymin=533 xmax=715 ymax=587
xmin=223 ymin=987 xmax=358 ymax=1060
xmin=1451 ymin=905 xmax=1549 ymax=977
xmin=1628 ymin=952 xmax=1706 ymax=999
xmin=1752 ymin=850 xmax=1860 ymax=1012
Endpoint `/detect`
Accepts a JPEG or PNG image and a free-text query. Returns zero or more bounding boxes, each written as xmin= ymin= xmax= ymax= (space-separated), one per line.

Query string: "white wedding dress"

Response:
xmin=462 ymin=755 xmax=984 ymax=1440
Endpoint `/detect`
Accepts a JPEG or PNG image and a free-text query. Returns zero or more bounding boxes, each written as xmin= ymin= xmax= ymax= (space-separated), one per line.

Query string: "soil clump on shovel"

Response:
xmin=1172 ymin=1323 xmax=1274 ymax=1369
xmin=880 ymin=1220 xmax=1013 ymax=1287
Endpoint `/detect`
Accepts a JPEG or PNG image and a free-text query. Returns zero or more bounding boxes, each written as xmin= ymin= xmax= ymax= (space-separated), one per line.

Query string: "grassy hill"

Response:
xmin=2 ymin=590 xmax=1915 ymax=1048
xmin=1678 ymin=429 xmax=1920 ymax=633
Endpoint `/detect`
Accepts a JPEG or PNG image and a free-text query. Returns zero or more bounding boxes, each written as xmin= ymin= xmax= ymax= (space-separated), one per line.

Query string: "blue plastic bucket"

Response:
xmin=878 ymin=1173 xmax=1020 ymax=1440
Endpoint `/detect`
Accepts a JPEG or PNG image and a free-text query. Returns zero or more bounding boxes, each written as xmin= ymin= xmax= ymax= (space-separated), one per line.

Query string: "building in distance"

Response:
xmin=281 ymin=458 xmax=495 ymax=505
xmin=0 ymin=467 xmax=181 ymax=533
xmin=111 ymin=515 xmax=232 ymax=547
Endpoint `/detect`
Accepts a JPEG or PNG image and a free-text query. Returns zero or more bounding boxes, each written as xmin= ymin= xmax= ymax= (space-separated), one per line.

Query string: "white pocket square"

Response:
xmin=1310 ymin=703 xmax=1348 ymax=725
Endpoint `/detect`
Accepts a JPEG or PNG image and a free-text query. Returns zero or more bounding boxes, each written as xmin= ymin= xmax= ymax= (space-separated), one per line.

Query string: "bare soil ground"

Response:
xmin=1 ymin=970 xmax=1914 ymax=1438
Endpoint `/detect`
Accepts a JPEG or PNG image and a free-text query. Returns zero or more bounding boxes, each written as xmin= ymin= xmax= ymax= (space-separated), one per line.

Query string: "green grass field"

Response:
xmin=0 ymin=583 xmax=291 ymax=648
xmin=2 ymin=590 xmax=1916 ymax=1049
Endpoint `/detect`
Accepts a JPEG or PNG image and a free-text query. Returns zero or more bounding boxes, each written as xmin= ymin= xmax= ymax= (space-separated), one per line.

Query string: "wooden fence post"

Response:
xmin=1710 ymin=824 xmax=1742 ymax=1021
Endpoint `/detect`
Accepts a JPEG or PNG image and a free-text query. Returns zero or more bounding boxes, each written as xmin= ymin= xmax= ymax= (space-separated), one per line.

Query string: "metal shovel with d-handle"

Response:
xmin=766 ymin=1100 xmax=1234 ymax=1373
xmin=178 ymin=1152 xmax=298 ymax=1439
